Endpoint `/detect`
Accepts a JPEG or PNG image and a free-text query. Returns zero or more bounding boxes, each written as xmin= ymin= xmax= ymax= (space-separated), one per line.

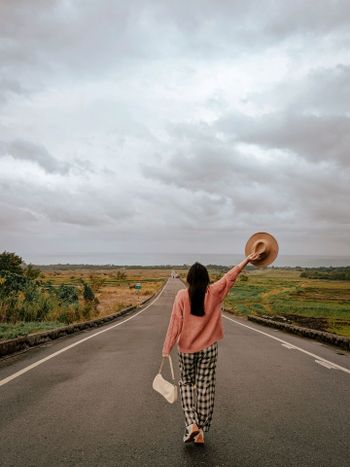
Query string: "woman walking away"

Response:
xmin=161 ymin=253 xmax=259 ymax=445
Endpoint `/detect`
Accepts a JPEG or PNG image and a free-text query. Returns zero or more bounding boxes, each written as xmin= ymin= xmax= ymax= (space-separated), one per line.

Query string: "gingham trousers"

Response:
xmin=178 ymin=341 xmax=218 ymax=432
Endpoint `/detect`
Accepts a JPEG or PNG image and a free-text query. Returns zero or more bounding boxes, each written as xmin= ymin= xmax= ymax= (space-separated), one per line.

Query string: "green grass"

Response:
xmin=0 ymin=321 xmax=65 ymax=340
xmin=327 ymin=326 xmax=350 ymax=338
xmin=224 ymin=269 xmax=350 ymax=337
xmin=269 ymin=299 xmax=349 ymax=318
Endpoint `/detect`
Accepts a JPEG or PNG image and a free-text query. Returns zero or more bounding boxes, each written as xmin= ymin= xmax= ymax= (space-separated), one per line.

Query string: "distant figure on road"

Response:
xmin=162 ymin=252 xmax=260 ymax=444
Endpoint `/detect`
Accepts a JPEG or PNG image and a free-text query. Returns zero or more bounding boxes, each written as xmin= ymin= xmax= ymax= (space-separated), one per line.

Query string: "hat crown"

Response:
xmin=252 ymin=240 xmax=268 ymax=259
xmin=245 ymin=232 xmax=278 ymax=268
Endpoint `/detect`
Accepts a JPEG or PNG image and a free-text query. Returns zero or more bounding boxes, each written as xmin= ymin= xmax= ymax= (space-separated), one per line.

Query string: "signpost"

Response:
xmin=135 ymin=282 xmax=142 ymax=307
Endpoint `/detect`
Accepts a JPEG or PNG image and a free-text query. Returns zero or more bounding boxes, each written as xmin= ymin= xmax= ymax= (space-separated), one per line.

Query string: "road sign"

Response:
xmin=135 ymin=283 xmax=142 ymax=290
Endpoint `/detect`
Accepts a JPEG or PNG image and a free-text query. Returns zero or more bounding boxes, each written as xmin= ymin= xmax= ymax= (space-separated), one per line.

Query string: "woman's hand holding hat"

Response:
xmin=247 ymin=251 xmax=262 ymax=262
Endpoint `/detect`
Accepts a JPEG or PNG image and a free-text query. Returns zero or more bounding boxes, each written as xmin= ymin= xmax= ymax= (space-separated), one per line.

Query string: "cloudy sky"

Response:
xmin=1 ymin=0 xmax=349 ymax=263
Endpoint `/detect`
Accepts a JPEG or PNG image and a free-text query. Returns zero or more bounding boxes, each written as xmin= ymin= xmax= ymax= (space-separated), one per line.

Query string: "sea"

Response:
xmin=29 ymin=253 xmax=350 ymax=268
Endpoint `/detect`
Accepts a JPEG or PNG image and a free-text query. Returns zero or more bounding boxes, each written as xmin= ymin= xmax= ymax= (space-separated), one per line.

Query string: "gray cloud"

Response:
xmin=1 ymin=0 xmax=349 ymax=84
xmin=218 ymin=113 xmax=350 ymax=166
xmin=0 ymin=139 xmax=95 ymax=174
xmin=0 ymin=78 xmax=26 ymax=105
xmin=0 ymin=139 xmax=72 ymax=174
xmin=0 ymin=173 xmax=134 ymax=229
xmin=0 ymin=202 xmax=37 ymax=229
xmin=0 ymin=0 xmax=349 ymax=259
xmin=151 ymin=0 xmax=350 ymax=56
xmin=249 ymin=64 xmax=350 ymax=116
xmin=288 ymin=65 xmax=350 ymax=115
xmin=141 ymin=115 xmax=350 ymax=232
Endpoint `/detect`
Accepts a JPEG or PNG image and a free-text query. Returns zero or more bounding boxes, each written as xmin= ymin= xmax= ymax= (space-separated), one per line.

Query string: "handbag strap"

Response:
xmin=159 ymin=355 xmax=175 ymax=381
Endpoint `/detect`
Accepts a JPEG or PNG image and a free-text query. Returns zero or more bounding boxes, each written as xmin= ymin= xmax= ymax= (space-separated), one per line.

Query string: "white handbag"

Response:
xmin=152 ymin=355 xmax=178 ymax=404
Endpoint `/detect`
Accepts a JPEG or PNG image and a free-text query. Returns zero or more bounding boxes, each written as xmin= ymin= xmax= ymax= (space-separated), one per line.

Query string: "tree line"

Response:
xmin=300 ymin=266 xmax=350 ymax=281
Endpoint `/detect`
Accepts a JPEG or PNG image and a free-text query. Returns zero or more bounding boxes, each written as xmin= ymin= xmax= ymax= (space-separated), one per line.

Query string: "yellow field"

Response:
xmin=43 ymin=267 xmax=171 ymax=317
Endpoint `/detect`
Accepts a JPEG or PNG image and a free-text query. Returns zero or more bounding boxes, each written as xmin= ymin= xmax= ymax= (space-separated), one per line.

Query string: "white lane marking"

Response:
xmin=223 ymin=314 xmax=350 ymax=375
xmin=282 ymin=343 xmax=296 ymax=350
xmin=315 ymin=360 xmax=337 ymax=370
xmin=0 ymin=282 xmax=168 ymax=388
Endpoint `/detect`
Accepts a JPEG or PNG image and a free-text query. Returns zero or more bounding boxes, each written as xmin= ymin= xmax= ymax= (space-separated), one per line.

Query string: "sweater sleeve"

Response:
xmin=162 ymin=291 xmax=184 ymax=357
xmin=210 ymin=264 xmax=243 ymax=303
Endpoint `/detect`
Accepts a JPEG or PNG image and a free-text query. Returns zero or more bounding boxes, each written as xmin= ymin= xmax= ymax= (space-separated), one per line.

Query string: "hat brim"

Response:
xmin=245 ymin=232 xmax=279 ymax=267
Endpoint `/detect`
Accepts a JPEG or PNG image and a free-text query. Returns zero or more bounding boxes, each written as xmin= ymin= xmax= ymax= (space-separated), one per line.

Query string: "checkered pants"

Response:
xmin=178 ymin=341 xmax=218 ymax=433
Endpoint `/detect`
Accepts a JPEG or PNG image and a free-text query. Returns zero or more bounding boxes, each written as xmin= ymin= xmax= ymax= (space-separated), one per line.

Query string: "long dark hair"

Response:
xmin=186 ymin=262 xmax=210 ymax=316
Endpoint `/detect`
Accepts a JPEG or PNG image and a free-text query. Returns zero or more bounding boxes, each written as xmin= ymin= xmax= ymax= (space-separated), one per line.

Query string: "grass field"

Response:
xmin=43 ymin=267 xmax=169 ymax=316
xmin=223 ymin=268 xmax=350 ymax=337
xmin=43 ymin=267 xmax=170 ymax=319
xmin=0 ymin=268 xmax=169 ymax=341
xmin=2 ymin=266 xmax=349 ymax=341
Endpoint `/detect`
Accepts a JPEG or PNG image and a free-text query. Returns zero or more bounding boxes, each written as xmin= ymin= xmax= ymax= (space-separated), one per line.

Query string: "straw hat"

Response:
xmin=245 ymin=232 xmax=279 ymax=267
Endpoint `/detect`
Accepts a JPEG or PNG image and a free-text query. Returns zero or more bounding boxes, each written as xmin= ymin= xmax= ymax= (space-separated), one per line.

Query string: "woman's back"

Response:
xmin=162 ymin=263 xmax=244 ymax=355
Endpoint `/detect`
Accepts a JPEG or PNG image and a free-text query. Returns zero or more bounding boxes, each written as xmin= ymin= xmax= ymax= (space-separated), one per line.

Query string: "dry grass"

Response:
xmin=42 ymin=268 xmax=170 ymax=318
xmin=96 ymin=282 xmax=162 ymax=316
xmin=0 ymin=268 xmax=171 ymax=340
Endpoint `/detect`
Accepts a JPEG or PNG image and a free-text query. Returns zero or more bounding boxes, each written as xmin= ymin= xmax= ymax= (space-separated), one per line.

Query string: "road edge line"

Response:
xmin=0 ymin=280 xmax=167 ymax=358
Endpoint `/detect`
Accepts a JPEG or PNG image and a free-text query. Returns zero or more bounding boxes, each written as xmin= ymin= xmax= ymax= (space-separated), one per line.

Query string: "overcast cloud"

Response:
xmin=0 ymin=0 xmax=349 ymax=262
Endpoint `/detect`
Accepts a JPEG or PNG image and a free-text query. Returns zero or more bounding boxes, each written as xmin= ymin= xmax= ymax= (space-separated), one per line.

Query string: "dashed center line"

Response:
xmin=223 ymin=313 xmax=350 ymax=375
xmin=281 ymin=343 xmax=296 ymax=350
xmin=315 ymin=360 xmax=338 ymax=370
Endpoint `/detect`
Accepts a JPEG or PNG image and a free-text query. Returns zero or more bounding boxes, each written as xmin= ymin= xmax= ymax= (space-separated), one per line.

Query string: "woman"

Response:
xmin=161 ymin=253 xmax=259 ymax=444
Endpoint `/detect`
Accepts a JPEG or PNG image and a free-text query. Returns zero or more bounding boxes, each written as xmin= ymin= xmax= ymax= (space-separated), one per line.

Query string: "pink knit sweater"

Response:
xmin=162 ymin=262 xmax=245 ymax=356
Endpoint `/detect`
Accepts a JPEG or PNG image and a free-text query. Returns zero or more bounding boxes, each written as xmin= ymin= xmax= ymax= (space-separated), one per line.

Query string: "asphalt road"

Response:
xmin=0 ymin=278 xmax=349 ymax=467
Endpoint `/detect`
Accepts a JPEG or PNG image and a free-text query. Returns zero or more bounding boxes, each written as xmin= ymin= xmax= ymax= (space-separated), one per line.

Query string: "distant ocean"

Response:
xmin=30 ymin=253 xmax=350 ymax=268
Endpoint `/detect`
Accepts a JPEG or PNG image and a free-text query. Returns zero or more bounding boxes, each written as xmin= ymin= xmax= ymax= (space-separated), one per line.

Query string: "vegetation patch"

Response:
xmin=223 ymin=267 xmax=350 ymax=337
xmin=0 ymin=321 xmax=65 ymax=341
xmin=300 ymin=266 xmax=350 ymax=281
xmin=0 ymin=251 xmax=167 ymax=341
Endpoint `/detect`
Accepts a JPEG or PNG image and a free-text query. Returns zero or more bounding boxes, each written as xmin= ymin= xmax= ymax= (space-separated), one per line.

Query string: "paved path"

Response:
xmin=0 ymin=278 xmax=349 ymax=467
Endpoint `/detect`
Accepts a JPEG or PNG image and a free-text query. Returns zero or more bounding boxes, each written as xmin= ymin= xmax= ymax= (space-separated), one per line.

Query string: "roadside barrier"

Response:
xmin=246 ymin=315 xmax=350 ymax=351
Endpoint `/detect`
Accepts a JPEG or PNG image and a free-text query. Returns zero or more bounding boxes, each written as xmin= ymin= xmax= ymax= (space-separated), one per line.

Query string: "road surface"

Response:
xmin=0 ymin=278 xmax=349 ymax=466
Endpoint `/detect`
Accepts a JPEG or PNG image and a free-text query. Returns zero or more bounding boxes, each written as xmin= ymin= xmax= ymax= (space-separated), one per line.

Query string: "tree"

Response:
xmin=0 ymin=251 xmax=24 ymax=275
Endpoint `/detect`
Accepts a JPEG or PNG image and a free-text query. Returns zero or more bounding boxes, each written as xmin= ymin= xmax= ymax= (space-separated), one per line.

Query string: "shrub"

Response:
xmin=116 ymin=271 xmax=127 ymax=280
xmin=89 ymin=275 xmax=106 ymax=292
xmin=0 ymin=271 xmax=29 ymax=294
xmin=82 ymin=303 xmax=95 ymax=320
xmin=57 ymin=304 xmax=81 ymax=324
xmin=82 ymin=282 xmax=96 ymax=302
xmin=36 ymin=292 xmax=56 ymax=320
xmin=25 ymin=264 xmax=42 ymax=280
xmin=56 ymin=284 xmax=79 ymax=304
xmin=0 ymin=291 xmax=20 ymax=323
